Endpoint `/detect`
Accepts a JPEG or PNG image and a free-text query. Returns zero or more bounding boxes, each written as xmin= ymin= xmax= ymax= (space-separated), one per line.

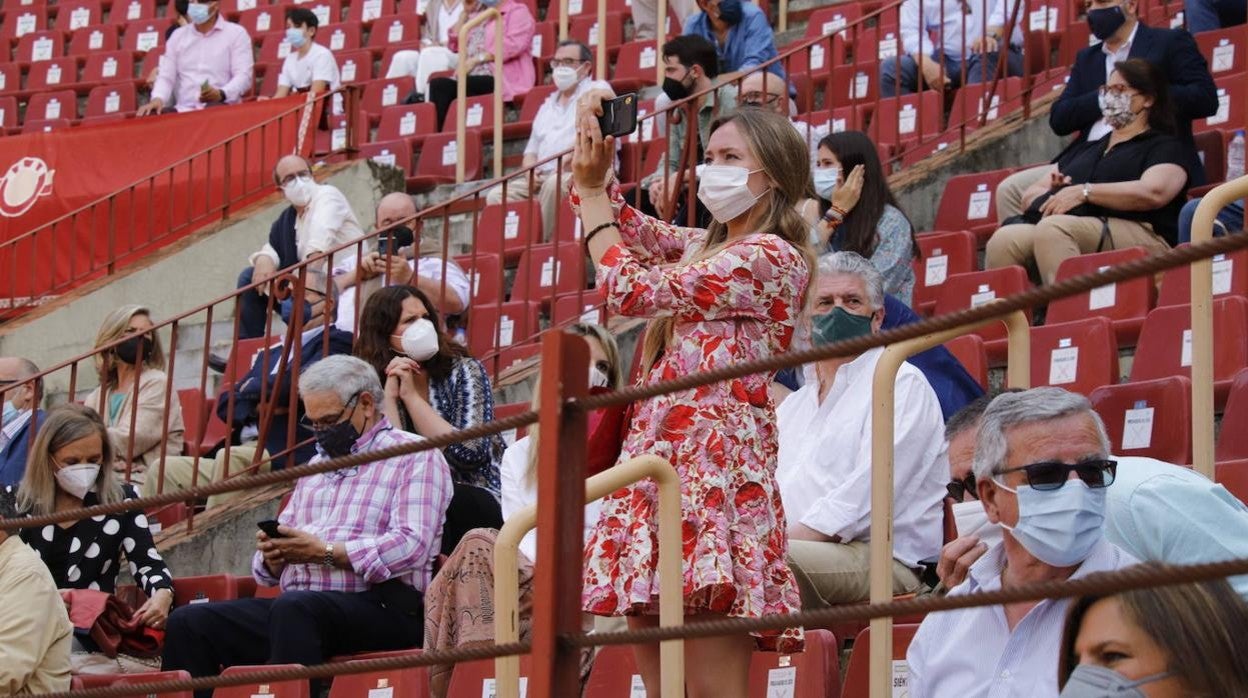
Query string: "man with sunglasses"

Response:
xmin=907 ymin=388 xmax=1138 ymax=698
xmin=939 ymin=389 xmax=1248 ymax=599
xmin=163 ymin=356 xmax=453 ymax=697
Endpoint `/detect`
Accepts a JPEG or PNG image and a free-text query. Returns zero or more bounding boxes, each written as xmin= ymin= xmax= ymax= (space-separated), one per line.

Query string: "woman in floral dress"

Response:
xmin=570 ymin=103 xmax=815 ymax=696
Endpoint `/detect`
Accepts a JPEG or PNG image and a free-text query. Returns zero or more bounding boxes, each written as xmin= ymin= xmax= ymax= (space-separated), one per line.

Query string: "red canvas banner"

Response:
xmin=0 ymin=95 xmax=318 ymax=311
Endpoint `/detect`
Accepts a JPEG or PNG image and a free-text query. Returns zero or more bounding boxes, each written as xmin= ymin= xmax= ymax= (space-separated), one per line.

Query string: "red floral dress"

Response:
xmin=573 ymin=182 xmax=807 ymax=652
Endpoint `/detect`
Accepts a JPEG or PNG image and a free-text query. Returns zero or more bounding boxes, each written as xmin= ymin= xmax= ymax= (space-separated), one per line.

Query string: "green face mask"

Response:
xmin=811 ymin=306 xmax=874 ymax=346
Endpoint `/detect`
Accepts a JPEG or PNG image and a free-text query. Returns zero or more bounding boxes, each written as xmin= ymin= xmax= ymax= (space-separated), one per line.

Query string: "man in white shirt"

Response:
xmin=267 ymin=8 xmax=341 ymax=99
xmin=938 ymin=390 xmax=1248 ymax=599
xmin=332 ymin=192 xmax=470 ymax=334
xmin=880 ymin=0 xmax=1024 ymax=97
xmin=486 ymin=41 xmax=614 ymax=240
xmin=776 ymin=252 xmax=948 ymax=607
xmin=137 ymin=0 xmax=253 ymax=114
xmin=737 ymin=71 xmax=828 ymax=171
xmin=235 ymin=155 xmax=366 ymax=339
xmin=907 ymin=388 xmax=1139 ymax=697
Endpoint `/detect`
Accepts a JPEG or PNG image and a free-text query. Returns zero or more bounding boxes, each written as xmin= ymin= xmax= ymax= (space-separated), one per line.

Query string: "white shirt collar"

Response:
xmin=1101 ymin=20 xmax=1139 ymax=57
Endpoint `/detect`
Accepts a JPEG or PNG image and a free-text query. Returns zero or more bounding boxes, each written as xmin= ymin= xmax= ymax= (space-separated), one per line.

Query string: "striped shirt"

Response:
xmin=251 ymin=417 xmax=453 ymax=593
xmin=906 ymin=538 xmax=1138 ymax=697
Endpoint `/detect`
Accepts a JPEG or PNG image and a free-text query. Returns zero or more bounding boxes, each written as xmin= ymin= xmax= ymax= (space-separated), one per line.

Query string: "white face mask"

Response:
xmin=282 ymin=174 xmax=316 ymax=208
xmin=589 ymin=365 xmax=609 ymax=388
xmin=951 ymin=499 xmax=1003 ymax=548
xmin=55 ymin=463 xmax=100 ymax=500
xmin=697 ymin=165 xmax=768 ymax=224
xmin=395 ymin=318 xmax=440 ymax=361
xmin=552 ymin=65 xmax=582 ymax=92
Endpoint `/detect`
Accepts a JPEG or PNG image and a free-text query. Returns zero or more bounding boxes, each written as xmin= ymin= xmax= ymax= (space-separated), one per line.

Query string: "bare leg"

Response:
xmin=684 ymin=623 xmax=752 ymax=698
xmin=627 ymin=616 xmax=663 ymax=696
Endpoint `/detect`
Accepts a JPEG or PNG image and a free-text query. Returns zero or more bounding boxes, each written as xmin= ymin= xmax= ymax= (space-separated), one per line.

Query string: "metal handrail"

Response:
xmin=1189 ymin=173 xmax=1248 ymax=479
xmin=866 ymin=308 xmax=1029 ymax=698
xmin=455 ymin=8 xmax=504 ymax=183
xmin=556 ymin=0 xmax=609 ymax=78
xmin=494 ymin=454 xmax=683 ymax=698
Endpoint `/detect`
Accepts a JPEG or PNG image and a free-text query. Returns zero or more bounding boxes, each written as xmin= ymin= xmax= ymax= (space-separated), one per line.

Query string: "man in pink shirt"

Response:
xmin=138 ymin=0 xmax=254 ymax=115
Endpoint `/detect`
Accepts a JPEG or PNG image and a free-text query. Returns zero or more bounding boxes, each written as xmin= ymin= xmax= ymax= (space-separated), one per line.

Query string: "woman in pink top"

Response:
xmin=426 ymin=0 xmax=535 ymax=129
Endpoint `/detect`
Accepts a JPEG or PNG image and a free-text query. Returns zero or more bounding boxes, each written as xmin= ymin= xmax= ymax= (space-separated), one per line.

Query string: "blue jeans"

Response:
xmin=1184 ymin=0 xmax=1247 ymax=34
xmin=1178 ymin=197 xmax=1245 ymax=243
xmin=879 ymin=46 xmax=1024 ymax=97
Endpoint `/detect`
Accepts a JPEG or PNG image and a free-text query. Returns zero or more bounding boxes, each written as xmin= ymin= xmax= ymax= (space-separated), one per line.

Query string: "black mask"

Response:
xmin=662 ymin=71 xmax=693 ymax=101
xmin=1087 ymin=5 xmax=1126 ymax=41
xmin=115 ymin=335 xmax=154 ymax=365
xmin=378 ymin=225 xmax=415 ymax=255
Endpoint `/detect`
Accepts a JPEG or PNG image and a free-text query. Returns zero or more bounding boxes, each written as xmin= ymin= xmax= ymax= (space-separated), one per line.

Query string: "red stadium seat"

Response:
xmin=122 ymin=19 xmax=171 ymax=55
xmin=933 ymin=266 xmax=1032 ymax=363
xmin=300 ymin=0 xmax=342 ymax=27
xmin=842 ymin=624 xmax=920 ymax=697
xmin=85 ymin=83 xmax=137 ymax=117
xmin=530 ymin=21 xmax=556 ymax=61
xmin=933 ymin=168 xmax=1016 ymax=243
xmin=446 ymin=657 xmax=531 ymax=698
xmin=441 ymin=93 xmax=497 ymax=135
xmin=466 ymin=301 xmax=540 ymax=358
xmin=503 ymin=83 xmax=555 ymax=139
xmin=358 ymin=139 xmax=413 ymax=178
xmin=1216 ymin=368 xmax=1248 ymax=461
xmin=333 ymin=48 xmax=372 ymax=84
xmin=407 ymin=131 xmax=481 ymax=192
xmin=746 ymin=629 xmax=840 ymax=698
xmin=345 ymin=0 xmax=394 ymax=24
xmin=327 ymin=652 xmax=428 ymax=698
xmin=366 ymin=15 xmax=420 ymax=54
xmin=178 ymin=388 xmax=228 ymax=456
xmin=57 ymin=0 xmax=104 ymax=31
xmin=222 ymin=335 xmax=284 ymax=389
xmin=552 ymin=292 xmax=605 ymax=327
xmin=568 ymin=12 xmax=623 ymax=52
xmin=1090 ymin=376 xmax=1192 ymax=464
xmin=1129 ymin=296 xmax=1248 ymax=408
xmin=173 ymin=574 xmax=238 ymax=608
xmin=912 ymin=230 xmax=977 ymax=316
xmin=1196 ymin=77 xmax=1245 ymax=133
xmin=805 ymin=4 xmax=863 ymax=38
xmin=583 ymin=644 xmax=641 ymax=697
xmin=82 ymin=50 xmax=135 ymax=84
xmin=25 ymin=89 xmax=78 ymax=122
xmin=237 ymin=6 xmax=283 ymax=35
xmin=2 ymin=7 xmax=47 ymax=40
xmin=510 ymin=243 xmax=589 ymax=304
xmin=1192 ymin=128 xmax=1227 ymax=184
xmin=947 ymin=77 xmax=1024 ymax=133
xmin=113 ymin=671 xmax=194 ymax=698
xmin=944 ymin=334 xmax=988 ymax=389
xmin=110 ymin=0 xmax=157 ymax=24
xmin=314 ymin=21 xmax=361 ymax=53
xmin=1215 ymin=458 xmax=1248 ymax=505
xmin=1045 ymin=247 xmax=1155 ymax=348
xmin=257 ymin=32 xmax=297 ymax=64
xmin=0 ymin=64 xmax=20 ymax=96
xmin=14 ymin=29 xmax=62 ymax=63
xmin=454 ymin=252 xmax=503 ymax=306
xmin=375 ymin=102 xmax=438 ymax=146
xmin=476 ymin=201 xmax=540 ymax=261
xmin=21 ymin=117 xmax=72 ymax=132
xmin=1157 ymin=247 xmax=1248 ymax=306
xmin=828 ymin=63 xmax=880 ymax=107
xmin=1030 ymin=317 xmax=1118 ymax=396
xmin=611 ymin=41 xmax=660 ymax=93
xmin=215 ymin=665 xmax=311 ymax=698
xmin=25 ymin=57 xmax=80 ymax=91
xmin=1197 ymin=27 xmax=1245 ymax=78
xmin=493 ymin=401 xmax=531 ymax=445
xmin=0 ymin=95 xmax=18 ymax=131
xmin=217 ymin=0 xmax=270 ymax=20
xmin=782 ymin=34 xmax=847 ymax=77
xmin=359 ymin=76 xmax=414 ymax=124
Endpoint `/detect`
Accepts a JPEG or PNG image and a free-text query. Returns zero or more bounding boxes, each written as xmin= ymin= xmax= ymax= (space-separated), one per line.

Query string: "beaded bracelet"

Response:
xmin=585 ymin=221 xmax=619 ymax=245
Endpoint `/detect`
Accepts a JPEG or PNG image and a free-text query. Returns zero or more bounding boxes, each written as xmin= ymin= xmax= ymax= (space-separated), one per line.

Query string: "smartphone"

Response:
xmin=597 ymin=93 xmax=639 ymax=139
xmin=257 ymin=519 xmax=285 ymax=538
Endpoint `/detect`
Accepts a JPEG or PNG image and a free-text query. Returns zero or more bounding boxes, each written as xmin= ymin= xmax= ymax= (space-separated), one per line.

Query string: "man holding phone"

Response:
xmin=162 ymin=356 xmax=454 ymax=698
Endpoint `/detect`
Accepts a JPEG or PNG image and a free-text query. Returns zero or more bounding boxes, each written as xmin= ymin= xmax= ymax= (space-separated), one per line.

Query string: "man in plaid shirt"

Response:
xmin=162 ymin=356 xmax=453 ymax=694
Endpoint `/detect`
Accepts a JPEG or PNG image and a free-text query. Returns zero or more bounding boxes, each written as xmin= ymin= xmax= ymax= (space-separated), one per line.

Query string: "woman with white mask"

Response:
xmin=353 ymin=285 xmax=504 ymax=547
xmin=10 ymin=404 xmax=176 ymax=665
xmin=570 ymin=101 xmax=815 ymax=694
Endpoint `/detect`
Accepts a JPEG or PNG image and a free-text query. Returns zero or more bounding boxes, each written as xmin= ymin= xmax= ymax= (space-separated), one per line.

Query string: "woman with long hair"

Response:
xmin=423 ymin=323 xmax=623 ymax=697
xmin=1058 ymin=576 xmax=1248 ymax=696
xmin=11 ymin=405 xmax=175 ymax=651
xmin=571 ymin=101 xmax=813 ymax=694
xmin=83 ymin=305 xmax=184 ymax=485
xmin=808 ymin=130 xmax=918 ymax=306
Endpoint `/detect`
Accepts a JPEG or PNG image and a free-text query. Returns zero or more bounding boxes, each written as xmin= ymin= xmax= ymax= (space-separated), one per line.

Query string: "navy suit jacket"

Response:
xmin=1050 ymin=23 xmax=1219 ymax=184
xmin=0 ymin=409 xmax=44 ymax=486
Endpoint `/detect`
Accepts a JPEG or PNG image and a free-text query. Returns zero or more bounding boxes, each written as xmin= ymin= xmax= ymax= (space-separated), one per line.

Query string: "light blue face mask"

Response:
xmin=1060 ymin=665 xmax=1173 ymax=697
xmin=1 ymin=401 xmax=16 ymax=426
xmin=813 ymin=166 xmax=840 ymax=201
xmin=285 ymin=27 xmax=307 ymax=48
xmin=995 ymin=478 xmax=1106 ymax=567
xmin=187 ymin=2 xmax=211 ymax=24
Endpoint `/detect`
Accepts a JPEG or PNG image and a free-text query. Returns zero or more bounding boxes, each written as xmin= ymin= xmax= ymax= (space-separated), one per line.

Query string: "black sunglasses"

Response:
xmin=992 ymin=459 xmax=1117 ymax=491
xmin=946 ymin=473 xmax=978 ymax=501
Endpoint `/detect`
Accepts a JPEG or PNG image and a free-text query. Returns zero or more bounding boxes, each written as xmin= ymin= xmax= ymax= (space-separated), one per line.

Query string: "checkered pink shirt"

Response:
xmin=252 ymin=418 xmax=453 ymax=593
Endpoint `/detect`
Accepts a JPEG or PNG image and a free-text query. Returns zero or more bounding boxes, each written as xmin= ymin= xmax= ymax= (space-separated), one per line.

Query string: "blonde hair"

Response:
xmin=639 ymin=108 xmax=817 ymax=374
xmin=524 ymin=324 xmax=623 ymax=486
xmin=92 ymin=305 xmax=166 ymax=391
xmin=18 ymin=404 xmax=123 ymax=516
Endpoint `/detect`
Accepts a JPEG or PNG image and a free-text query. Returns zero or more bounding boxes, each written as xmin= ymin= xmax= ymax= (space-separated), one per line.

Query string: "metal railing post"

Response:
xmin=455 ymin=8 xmax=503 ymax=183
xmin=656 ymin=0 xmax=667 ymax=85
xmin=596 ymin=0 xmax=607 ymax=80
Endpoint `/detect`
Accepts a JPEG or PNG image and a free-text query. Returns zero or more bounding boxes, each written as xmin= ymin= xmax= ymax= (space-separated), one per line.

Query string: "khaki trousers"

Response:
xmin=141 ymin=445 xmax=271 ymax=508
xmin=995 ymin=163 xmax=1051 ymax=223
xmin=485 ymin=174 xmax=562 ymax=241
xmin=787 ymin=540 xmax=923 ymax=608
xmin=984 ymin=215 xmax=1169 ymax=285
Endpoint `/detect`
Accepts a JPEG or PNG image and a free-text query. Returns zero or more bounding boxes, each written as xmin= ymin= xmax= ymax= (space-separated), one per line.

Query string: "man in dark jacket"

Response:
xmin=235 ymin=206 xmax=299 ymax=340
xmin=996 ymin=0 xmax=1218 ymax=221
xmin=0 ymin=358 xmax=44 ymax=486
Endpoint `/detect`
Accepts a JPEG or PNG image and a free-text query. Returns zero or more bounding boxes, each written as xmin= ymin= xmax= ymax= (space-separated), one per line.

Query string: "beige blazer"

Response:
xmin=84 ymin=370 xmax=185 ymax=468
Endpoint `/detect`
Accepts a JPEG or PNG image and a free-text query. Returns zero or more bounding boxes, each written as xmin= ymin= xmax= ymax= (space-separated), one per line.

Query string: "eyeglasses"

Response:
xmin=301 ymin=393 xmax=360 ymax=431
xmin=946 ymin=473 xmax=978 ymax=501
xmin=992 ymin=459 xmax=1117 ymax=491
xmin=278 ymin=170 xmax=312 ymax=187
xmin=740 ymin=91 xmax=784 ymax=106
xmin=549 ymin=58 xmax=587 ymax=68
xmin=1097 ymin=85 xmax=1138 ymax=98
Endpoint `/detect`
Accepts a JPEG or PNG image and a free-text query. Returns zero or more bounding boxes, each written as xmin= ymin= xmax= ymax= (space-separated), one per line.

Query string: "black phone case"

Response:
xmin=600 ymin=93 xmax=638 ymax=138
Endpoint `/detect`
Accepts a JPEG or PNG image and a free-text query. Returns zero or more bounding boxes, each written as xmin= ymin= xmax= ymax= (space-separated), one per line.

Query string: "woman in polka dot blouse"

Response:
xmin=9 ymin=404 xmax=175 ymax=631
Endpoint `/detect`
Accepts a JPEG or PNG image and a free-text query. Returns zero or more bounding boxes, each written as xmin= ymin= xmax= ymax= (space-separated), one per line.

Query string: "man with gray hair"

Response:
xmin=776 ymin=251 xmax=947 ymax=606
xmin=0 ymin=357 xmax=44 ymax=486
xmin=163 ymin=355 xmax=453 ymax=696
xmin=907 ymin=387 xmax=1138 ymax=698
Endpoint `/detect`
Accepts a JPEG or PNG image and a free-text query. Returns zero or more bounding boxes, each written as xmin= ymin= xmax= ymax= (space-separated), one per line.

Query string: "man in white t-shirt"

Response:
xmin=266 ymin=7 xmax=340 ymax=99
xmin=485 ymin=40 xmax=613 ymax=239
xmin=332 ymin=192 xmax=470 ymax=334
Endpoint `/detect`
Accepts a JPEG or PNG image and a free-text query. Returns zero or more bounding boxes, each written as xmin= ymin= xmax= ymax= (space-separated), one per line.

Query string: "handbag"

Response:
xmin=585 ymin=386 xmax=633 ymax=477
xmin=60 ymin=589 xmax=165 ymax=659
